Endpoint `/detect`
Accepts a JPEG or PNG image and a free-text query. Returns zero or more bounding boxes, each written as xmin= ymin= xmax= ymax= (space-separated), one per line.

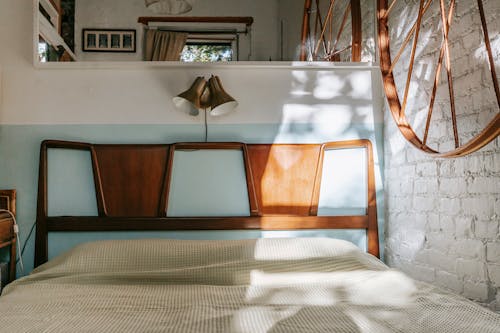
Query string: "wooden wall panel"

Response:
xmin=93 ymin=145 xmax=170 ymax=217
xmin=247 ymin=144 xmax=322 ymax=216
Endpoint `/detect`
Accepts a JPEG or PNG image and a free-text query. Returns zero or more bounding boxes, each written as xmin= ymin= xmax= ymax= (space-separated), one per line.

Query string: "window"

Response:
xmin=181 ymin=42 xmax=233 ymax=62
xmin=38 ymin=37 xmax=61 ymax=62
xmin=142 ymin=18 xmax=251 ymax=62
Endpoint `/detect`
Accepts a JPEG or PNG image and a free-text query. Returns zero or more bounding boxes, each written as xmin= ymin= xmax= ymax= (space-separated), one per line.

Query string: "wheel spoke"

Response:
xmin=313 ymin=0 xmax=337 ymax=58
xmin=300 ymin=0 xmax=313 ymax=60
xmin=423 ymin=0 xmax=455 ymax=145
xmin=314 ymin=0 xmax=329 ymax=58
xmin=389 ymin=0 xmax=434 ymax=74
xmin=329 ymin=1 xmax=334 ymax=53
xmin=477 ymin=0 xmax=500 ymax=109
xmin=377 ymin=0 xmax=500 ymax=157
xmin=332 ymin=2 xmax=351 ymax=53
xmin=440 ymin=0 xmax=459 ymax=148
xmin=330 ymin=44 xmax=352 ymax=57
xmin=385 ymin=0 xmax=399 ymax=18
xmin=401 ymin=0 xmax=426 ymax=118
xmin=424 ymin=46 xmax=446 ymax=145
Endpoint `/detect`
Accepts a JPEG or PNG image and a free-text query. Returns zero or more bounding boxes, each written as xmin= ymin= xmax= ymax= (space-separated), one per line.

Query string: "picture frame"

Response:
xmin=82 ymin=29 xmax=136 ymax=52
xmin=0 ymin=189 xmax=16 ymax=217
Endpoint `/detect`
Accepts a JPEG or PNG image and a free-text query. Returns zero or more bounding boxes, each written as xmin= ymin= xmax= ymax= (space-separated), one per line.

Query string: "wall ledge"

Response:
xmin=34 ymin=61 xmax=380 ymax=71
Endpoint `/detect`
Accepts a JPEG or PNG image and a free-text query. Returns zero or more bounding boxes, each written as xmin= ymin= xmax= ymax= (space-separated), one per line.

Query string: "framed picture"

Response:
xmin=0 ymin=189 xmax=16 ymax=216
xmin=82 ymin=29 xmax=136 ymax=52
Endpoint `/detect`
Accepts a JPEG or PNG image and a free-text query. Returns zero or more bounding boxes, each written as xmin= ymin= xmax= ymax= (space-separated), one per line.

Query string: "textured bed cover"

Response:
xmin=0 ymin=238 xmax=499 ymax=332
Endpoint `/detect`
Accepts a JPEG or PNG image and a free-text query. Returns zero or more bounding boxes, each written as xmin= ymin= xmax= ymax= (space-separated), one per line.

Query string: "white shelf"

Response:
xmin=34 ymin=60 xmax=380 ymax=70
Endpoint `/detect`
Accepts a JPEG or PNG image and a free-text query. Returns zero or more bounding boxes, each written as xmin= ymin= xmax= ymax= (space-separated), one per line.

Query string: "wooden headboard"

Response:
xmin=35 ymin=140 xmax=379 ymax=266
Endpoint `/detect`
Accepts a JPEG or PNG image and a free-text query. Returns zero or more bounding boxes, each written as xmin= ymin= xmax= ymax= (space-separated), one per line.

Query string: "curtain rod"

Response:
xmin=152 ymin=27 xmax=246 ymax=34
xmin=138 ymin=16 xmax=254 ymax=27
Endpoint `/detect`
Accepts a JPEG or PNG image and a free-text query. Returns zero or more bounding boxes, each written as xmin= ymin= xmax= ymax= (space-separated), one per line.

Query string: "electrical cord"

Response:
xmin=0 ymin=209 xmax=24 ymax=274
xmin=20 ymin=221 xmax=36 ymax=260
xmin=204 ymin=108 xmax=208 ymax=142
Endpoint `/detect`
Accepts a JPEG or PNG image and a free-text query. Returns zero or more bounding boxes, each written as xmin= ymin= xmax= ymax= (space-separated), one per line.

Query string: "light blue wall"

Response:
xmin=0 ymin=1 xmax=385 ymax=278
xmin=0 ymin=123 xmax=384 ymax=276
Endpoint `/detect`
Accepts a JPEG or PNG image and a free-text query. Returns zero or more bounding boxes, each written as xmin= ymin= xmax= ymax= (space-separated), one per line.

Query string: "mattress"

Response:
xmin=0 ymin=238 xmax=499 ymax=332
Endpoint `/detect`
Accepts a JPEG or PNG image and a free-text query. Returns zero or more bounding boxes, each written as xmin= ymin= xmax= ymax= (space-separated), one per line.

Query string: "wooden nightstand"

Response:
xmin=0 ymin=211 xmax=16 ymax=283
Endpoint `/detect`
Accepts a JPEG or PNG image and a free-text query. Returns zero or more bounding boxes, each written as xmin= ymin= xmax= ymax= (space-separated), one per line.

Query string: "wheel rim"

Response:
xmin=377 ymin=0 xmax=500 ymax=158
xmin=300 ymin=0 xmax=362 ymax=62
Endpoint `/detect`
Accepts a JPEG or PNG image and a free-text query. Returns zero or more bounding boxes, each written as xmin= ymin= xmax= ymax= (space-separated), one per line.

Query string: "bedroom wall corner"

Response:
xmin=383 ymin=1 xmax=500 ymax=312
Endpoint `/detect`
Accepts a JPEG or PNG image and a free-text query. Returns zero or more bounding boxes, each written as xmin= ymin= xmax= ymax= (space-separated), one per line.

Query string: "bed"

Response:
xmin=0 ymin=140 xmax=499 ymax=332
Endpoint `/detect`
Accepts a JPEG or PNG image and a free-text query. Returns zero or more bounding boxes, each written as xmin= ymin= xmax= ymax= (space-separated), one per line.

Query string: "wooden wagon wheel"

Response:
xmin=378 ymin=0 xmax=500 ymax=158
xmin=300 ymin=0 xmax=362 ymax=62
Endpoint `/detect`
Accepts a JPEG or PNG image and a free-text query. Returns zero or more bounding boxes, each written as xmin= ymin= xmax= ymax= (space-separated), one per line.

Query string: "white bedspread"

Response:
xmin=0 ymin=238 xmax=499 ymax=332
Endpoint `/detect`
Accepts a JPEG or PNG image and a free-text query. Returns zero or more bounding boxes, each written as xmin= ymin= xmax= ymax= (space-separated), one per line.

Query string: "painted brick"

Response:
xmin=439 ymin=197 xmax=461 ymax=215
xmin=388 ymin=194 xmax=413 ymax=212
xmin=406 ymin=147 xmax=428 ymax=163
xmin=451 ymin=158 xmax=467 ymax=175
xmin=414 ymin=196 xmax=437 ymax=212
xmin=402 ymin=262 xmax=436 ymax=284
xmin=455 ymin=216 xmax=474 ymax=239
xmin=426 ymin=233 xmax=453 ymax=253
xmin=489 ymin=264 xmax=500 ymax=287
xmin=461 ymin=197 xmax=496 ymax=220
xmin=452 ymin=56 xmax=471 ymax=80
xmin=475 ymin=220 xmax=499 ymax=240
xmin=465 ymin=155 xmax=486 ymax=174
xmin=399 ymin=179 xmax=414 ymax=195
xmin=484 ymin=153 xmax=500 ymax=173
xmin=439 ymin=179 xmax=467 ymax=197
xmin=468 ymin=177 xmax=499 ymax=194
xmin=496 ymin=291 xmax=500 ymax=313
xmin=416 ymin=249 xmax=456 ymax=273
xmin=463 ymin=281 xmax=491 ymax=302
xmin=460 ymin=115 xmax=480 ymax=134
xmin=426 ymin=212 xmax=439 ymax=227
xmin=451 ymin=239 xmax=485 ymax=260
xmin=435 ymin=270 xmax=464 ymax=293
xmin=414 ymin=179 xmax=438 ymax=195
xmin=457 ymin=259 xmax=487 ymax=281
xmin=439 ymin=215 xmax=455 ymax=235
xmin=416 ymin=162 xmax=438 ymax=177
xmin=414 ymin=213 xmax=429 ymax=229
xmin=398 ymin=165 xmax=416 ymax=179
xmin=487 ymin=242 xmax=500 ymax=262
xmin=439 ymin=160 xmax=454 ymax=177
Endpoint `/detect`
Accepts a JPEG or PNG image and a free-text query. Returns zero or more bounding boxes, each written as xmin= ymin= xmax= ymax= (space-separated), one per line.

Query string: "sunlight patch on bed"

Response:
xmin=231 ymin=306 xmax=300 ymax=333
xmin=252 ymin=237 xmax=360 ymax=261
xmin=245 ymin=270 xmax=417 ymax=307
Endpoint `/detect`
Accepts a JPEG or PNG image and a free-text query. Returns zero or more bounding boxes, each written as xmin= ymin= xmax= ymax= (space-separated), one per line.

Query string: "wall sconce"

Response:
xmin=173 ymin=75 xmax=238 ymax=140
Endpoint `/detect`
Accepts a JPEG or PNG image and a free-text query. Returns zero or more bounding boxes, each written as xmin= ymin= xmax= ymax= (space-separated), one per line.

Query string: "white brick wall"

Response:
xmin=383 ymin=0 xmax=500 ymax=311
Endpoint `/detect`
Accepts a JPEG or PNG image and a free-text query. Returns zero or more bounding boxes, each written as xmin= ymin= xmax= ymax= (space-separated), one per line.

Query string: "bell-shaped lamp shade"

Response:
xmin=207 ymin=75 xmax=238 ymax=116
xmin=172 ymin=76 xmax=207 ymax=116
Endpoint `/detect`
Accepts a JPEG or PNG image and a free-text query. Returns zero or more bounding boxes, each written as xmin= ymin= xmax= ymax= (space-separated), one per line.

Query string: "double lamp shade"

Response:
xmin=173 ymin=76 xmax=238 ymax=117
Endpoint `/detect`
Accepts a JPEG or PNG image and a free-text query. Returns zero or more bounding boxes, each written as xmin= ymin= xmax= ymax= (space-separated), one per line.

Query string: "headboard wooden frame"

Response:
xmin=35 ymin=139 xmax=379 ymax=267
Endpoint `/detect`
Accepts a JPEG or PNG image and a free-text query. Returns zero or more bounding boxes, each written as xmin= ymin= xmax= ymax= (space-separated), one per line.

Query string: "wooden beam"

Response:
xmin=46 ymin=216 xmax=369 ymax=231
